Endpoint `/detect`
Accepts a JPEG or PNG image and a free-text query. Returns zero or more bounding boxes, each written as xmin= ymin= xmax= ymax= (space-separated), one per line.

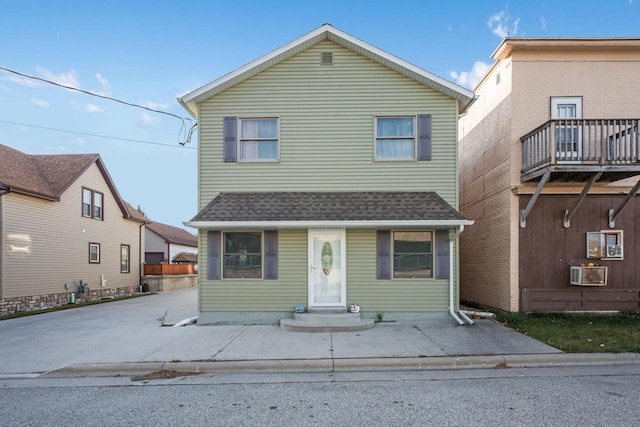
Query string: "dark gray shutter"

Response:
xmin=435 ymin=230 xmax=450 ymax=279
xmin=263 ymin=230 xmax=278 ymax=280
xmin=223 ymin=116 xmax=237 ymax=162
xmin=377 ymin=230 xmax=391 ymax=279
xmin=417 ymin=114 xmax=432 ymax=161
xmin=207 ymin=231 xmax=221 ymax=280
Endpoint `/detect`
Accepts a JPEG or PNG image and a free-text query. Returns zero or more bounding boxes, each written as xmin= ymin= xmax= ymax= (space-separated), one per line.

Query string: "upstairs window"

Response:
xmin=239 ymin=118 xmax=279 ymax=161
xmin=375 ymin=117 xmax=415 ymax=160
xmin=82 ymin=188 xmax=104 ymax=220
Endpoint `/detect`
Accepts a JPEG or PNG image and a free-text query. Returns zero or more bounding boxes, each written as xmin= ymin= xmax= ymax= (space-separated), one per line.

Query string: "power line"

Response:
xmin=0 ymin=65 xmax=197 ymax=145
xmin=0 ymin=65 xmax=192 ymax=122
xmin=0 ymin=119 xmax=197 ymax=150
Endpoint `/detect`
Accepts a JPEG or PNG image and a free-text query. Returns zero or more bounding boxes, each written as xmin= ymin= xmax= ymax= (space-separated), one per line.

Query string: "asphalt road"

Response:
xmin=1 ymin=364 xmax=639 ymax=426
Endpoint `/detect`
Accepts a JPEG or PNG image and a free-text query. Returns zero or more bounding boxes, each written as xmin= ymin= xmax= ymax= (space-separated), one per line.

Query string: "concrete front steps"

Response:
xmin=280 ymin=307 xmax=375 ymax=332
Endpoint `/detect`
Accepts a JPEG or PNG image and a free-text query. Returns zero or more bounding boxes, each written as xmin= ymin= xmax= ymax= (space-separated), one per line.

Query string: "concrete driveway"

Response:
xmin=0 ymin=288 xmax=563 ymax=376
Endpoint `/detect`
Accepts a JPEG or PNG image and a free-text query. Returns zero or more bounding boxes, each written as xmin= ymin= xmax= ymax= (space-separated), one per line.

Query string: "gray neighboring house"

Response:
xmin=0 ymin=144 xmax=146 ymax=315
xmin=144 ymin=221 xmax=197 ymax=265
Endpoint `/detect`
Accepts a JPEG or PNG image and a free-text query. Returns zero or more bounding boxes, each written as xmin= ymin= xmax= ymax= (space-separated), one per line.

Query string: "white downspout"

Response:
xmin=449 ymin=225 xmax=474 ymax=325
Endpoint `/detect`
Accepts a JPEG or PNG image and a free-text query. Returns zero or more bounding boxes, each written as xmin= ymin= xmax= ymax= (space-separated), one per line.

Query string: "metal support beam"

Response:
xmin=608 ymin=178 xmax=640 ymax=228
xmin=563 ymin=172 xmax=602 ymax=228
xmin=520 ymin=170 xmax=551 ymax=228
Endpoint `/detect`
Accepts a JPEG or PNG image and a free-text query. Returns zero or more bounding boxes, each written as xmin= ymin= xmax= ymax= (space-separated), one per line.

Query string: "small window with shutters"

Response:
xmin=223 ymin=117 xmax=279 ymax=162
xmin=207 ymin=230 xmax=278 ymax=280
xmin=374 ymin=115 xmax=431 ymax=161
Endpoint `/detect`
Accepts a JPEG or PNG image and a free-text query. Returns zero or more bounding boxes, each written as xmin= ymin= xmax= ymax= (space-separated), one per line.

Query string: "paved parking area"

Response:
xmin=0 ymin=288 xmax=561 ymax=375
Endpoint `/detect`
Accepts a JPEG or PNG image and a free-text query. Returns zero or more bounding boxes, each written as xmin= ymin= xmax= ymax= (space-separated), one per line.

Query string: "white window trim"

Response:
xmin=374 ymin=115 xmax=417 ymax=161
xmin=222 ymin=230 xmax=264 ymax=279
xmin=551 ymin=97 xmax=583 ymax=119
xmin=238 ymin=117 xmax=280 ymax=162
xmin=391 ymin=230 xmax=434 ymax=279
xmin=89 ymin=242 xmax=101 ymax=264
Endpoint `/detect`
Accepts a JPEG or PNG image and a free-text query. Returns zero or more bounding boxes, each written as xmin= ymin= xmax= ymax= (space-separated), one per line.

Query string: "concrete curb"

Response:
xmin=41 ymin=352 xmax=640 ymax=378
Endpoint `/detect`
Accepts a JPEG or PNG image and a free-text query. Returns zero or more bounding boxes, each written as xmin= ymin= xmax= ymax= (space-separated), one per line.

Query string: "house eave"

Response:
xmin=184 ymin=219 xmax=474 ymax=230
xmin=178 ymin=24 xmax=474 ymax=117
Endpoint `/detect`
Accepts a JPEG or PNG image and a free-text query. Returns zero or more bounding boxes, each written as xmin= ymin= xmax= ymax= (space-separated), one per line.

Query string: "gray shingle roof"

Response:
xmin=0 ymin=144 xmax=145 ymax=223
xmin=0 ymin=144 xmax=97 ymax=200
xmin=190 ymin=192 xmax=467 ymax=222
xmin=147 ymin=221 xmax=198 ymax=247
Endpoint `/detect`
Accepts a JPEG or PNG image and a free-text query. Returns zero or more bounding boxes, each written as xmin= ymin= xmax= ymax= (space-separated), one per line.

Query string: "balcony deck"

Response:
xmin=521 ymin=119 xmax=640 ymax=182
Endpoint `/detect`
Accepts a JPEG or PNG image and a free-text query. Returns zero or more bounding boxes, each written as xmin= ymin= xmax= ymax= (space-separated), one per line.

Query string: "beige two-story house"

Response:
xmin=459 ymin=38 xmax=640 ymax=312
xmin=180 ymin=24 xmax=475 ymax=327
xmin=0 ymin=145 xmax=146 ymax=315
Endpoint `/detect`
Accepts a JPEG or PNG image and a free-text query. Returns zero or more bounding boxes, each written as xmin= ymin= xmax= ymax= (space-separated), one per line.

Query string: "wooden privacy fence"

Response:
xmin=144 ymin=264 xmax=195 ymax=275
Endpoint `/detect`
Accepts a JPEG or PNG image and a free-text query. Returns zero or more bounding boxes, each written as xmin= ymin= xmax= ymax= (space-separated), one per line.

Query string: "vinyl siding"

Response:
xmin=198 ymin=229 xmax=308 ymax=311
xmin=145 ymin=229 xmax=167 ymax=258
xmin=197 ymin=41 xmax=459 ymax=210
xmin=2 ymin=164 xmax=141 ymax=298
xmin=198 ymin=229 xmax=456 ymax=313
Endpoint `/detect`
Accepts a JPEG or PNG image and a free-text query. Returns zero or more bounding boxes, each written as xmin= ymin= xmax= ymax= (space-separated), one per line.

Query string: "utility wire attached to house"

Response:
xmin=0 ymin=65 xmax=196 ymax=146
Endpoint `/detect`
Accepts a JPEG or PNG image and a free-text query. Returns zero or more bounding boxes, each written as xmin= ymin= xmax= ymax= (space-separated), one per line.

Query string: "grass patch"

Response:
xmin=0 ymin=293 xmax=150 ymax=321
xmin=496 ymin=311 xmax=640 ymax=353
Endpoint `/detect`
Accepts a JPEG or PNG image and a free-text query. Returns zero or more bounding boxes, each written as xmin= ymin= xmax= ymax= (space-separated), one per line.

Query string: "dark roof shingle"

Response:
xmin=147 ymin=221 xmax=197 ymax=247
xmin=0 ymin=144 xmax=97 ymax=200
xmin=190 ymin=192 xmax=467 ymax=223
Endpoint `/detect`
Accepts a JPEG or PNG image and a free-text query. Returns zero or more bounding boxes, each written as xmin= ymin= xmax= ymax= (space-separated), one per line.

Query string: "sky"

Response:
xmin=1 ymin=0 xmax=639 ymax=231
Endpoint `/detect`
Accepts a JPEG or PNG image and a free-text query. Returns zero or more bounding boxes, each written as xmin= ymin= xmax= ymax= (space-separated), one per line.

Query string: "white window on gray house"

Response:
xmin=89 ymin=242 xmax=100 ymax=264
xmin=121 ymin=244 xmax=130 ymax=273
xmin=82 ymin=187 xmax=104 ymax=220
xmin=239 ymin=118 xmax=279 ymax=161
xmin=375 ymin=117 xmax=416 ymax=160
xmin=392 ymin=231 xmax=433 ymax=278
xmin=93 ymin=192 xmax=103 ymax=219
xmin=223 ymin=232 xmax=262 ymax=278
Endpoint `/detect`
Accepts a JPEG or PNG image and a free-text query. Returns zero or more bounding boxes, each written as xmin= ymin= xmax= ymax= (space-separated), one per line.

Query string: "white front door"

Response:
xmin=308 ymin=230 xmax=346 ymax=308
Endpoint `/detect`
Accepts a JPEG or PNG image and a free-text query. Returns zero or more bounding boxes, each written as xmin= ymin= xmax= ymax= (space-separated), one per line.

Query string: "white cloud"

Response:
xmin=540 ymin=16 xmax=547 ymax=30
xmin=488 ymin=10 xmax=519 ymax=38
xmin=449 ymin=61 xmax=491 ymax=90
xmin=30 ymin=97 xmax=49 ymax=108
xmin=36 ymin=67 xmax=80 ymax=89
xmin=85 ymin=103 xmax=103 ymax=113
xmin=70 ymin=138 xmax=86 ymax=146
xmin=142 ymin=100 xmax=170 ymax=110
xmin=1 ymin=72 xmax=42 ymax=87
xmin=139 ymin=112 xmax=156 ymax=125
xmin=93 ymin=73 xmax=112 ymax=96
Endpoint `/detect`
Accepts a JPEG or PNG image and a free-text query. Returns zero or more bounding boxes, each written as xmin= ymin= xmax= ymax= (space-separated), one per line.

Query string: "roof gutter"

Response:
xmin=184 ymin=219 xmax=475 ymax=230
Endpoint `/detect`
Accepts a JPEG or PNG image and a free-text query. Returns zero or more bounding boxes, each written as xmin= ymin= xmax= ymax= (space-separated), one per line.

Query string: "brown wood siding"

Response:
xmin=519 ymin=194 xmax=640 ymax=311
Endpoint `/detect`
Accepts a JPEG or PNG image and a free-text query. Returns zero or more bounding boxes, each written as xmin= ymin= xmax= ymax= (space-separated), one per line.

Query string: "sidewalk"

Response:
xmin=1 ymin=288 xmax=638 ymax=378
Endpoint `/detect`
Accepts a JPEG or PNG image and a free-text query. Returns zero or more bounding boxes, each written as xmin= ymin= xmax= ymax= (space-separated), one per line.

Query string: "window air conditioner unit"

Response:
xmin=570 ymin=266 xmax=607 ymax=286
xmin=606 ymin=245 xmax=623 ymax=258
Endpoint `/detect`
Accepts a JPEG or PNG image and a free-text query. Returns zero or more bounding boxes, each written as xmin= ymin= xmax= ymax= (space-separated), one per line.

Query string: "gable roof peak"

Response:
xmin=179 ymin=24 xmax=474 ymax=117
